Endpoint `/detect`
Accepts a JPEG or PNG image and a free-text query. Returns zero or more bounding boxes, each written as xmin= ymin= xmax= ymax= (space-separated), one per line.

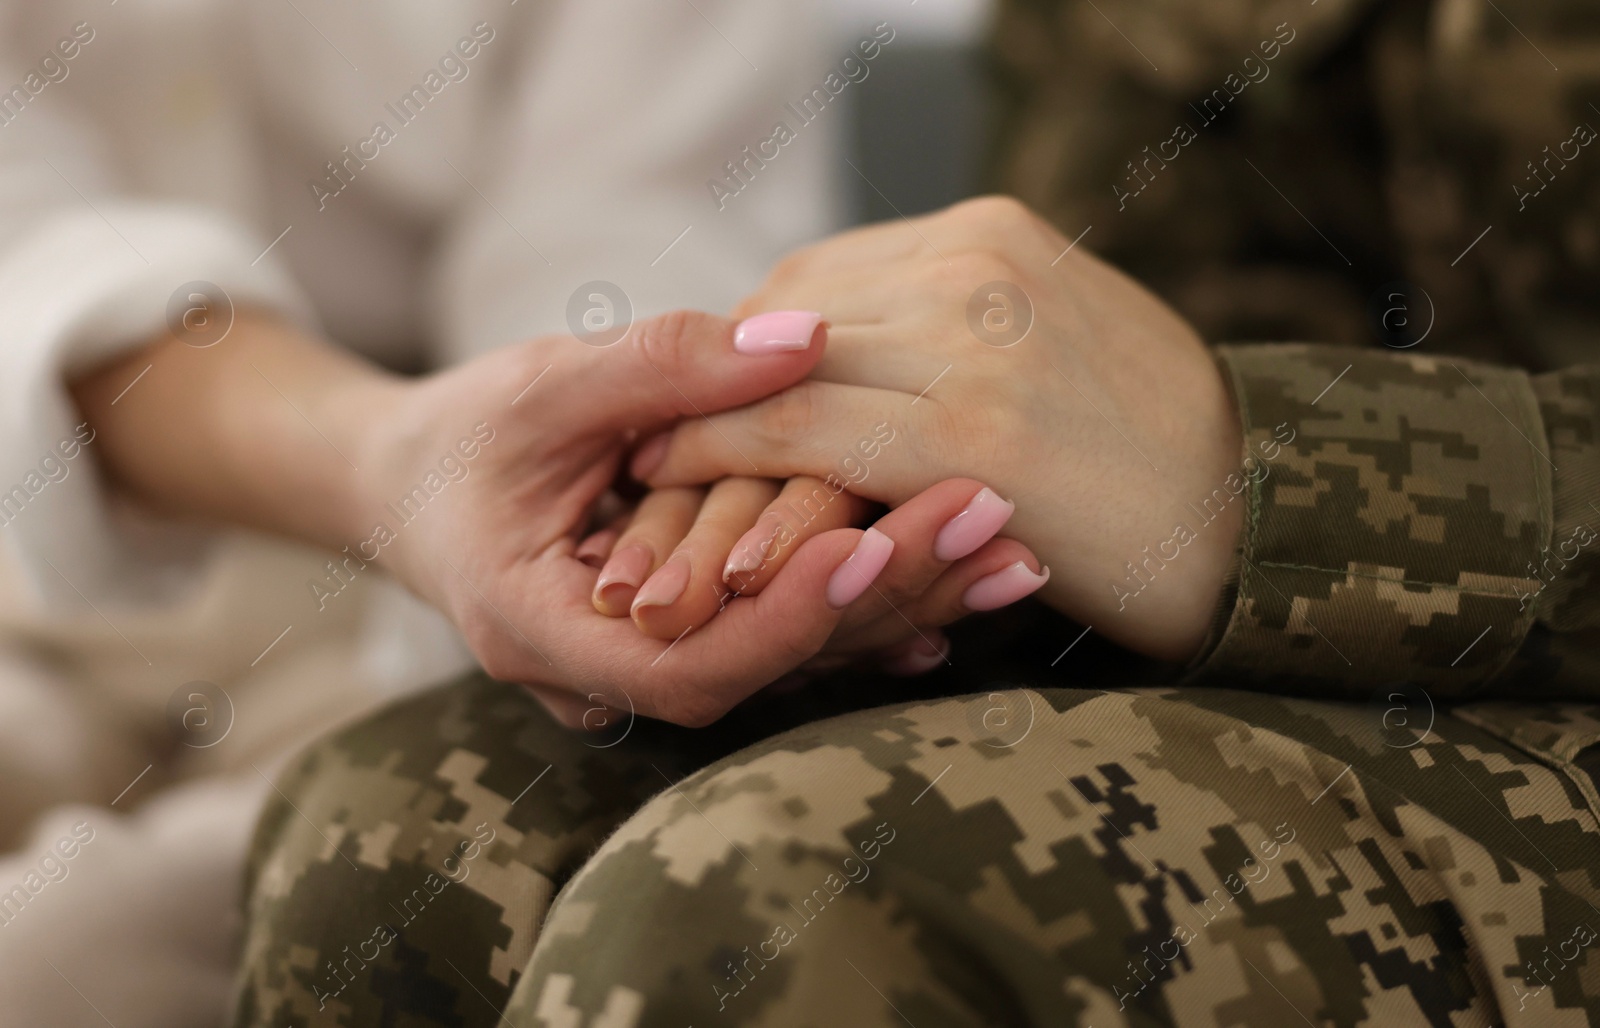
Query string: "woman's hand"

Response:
xmin=582 ymin=474 xmax=1049 ymax=669
xmin=584 ymin=476 xmax=871 ymax=625
xmin=636 ymin=197 xmax=1245 ymax=662
xmin=74 ymin=308 xmax=928 ymax=726
xmin=353 ymin=311 xmax=912 ymax=724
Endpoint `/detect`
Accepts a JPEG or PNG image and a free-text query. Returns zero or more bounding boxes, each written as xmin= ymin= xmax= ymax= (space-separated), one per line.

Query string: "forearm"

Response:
xmin=69 ymin=312 xmax=405 ymax=552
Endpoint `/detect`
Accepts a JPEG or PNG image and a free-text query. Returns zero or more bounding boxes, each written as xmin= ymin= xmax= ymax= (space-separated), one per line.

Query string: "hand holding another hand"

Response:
xmin=580 ymin=471 xmax=1046 ymax=676
xmin=353 ymin=309 xmax=1041 ymax=725
xmin=637 ymin=198 xmax=1246 ymax=662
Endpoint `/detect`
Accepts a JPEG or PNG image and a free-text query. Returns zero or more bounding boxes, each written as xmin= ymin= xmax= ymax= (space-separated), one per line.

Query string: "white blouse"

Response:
xmin=0 ymin=0 xmax=840 ymax=614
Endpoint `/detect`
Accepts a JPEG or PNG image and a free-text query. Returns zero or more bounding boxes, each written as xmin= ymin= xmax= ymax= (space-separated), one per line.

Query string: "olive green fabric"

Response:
xmin=233 ymin=668 xmax=1600 ymax=1026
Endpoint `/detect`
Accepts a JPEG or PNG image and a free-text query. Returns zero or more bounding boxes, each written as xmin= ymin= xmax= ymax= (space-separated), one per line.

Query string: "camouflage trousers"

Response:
xmin=231 ymin=632 xmax=1600 ymax=1026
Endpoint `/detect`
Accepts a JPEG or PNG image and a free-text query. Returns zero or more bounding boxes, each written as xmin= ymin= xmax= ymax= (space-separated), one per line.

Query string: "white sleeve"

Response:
xmin=431 ymin=0 xmax=846 ymax=362
xmin=0 ymin=49 xmax=311 ymax=609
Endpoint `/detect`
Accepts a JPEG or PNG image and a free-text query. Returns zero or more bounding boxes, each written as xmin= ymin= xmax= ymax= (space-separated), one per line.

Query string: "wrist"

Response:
xmin=1030 ymin=492 xmax=1241 ymax=663
xmin=317 ymin=370 xmax=416 ymax=549
xmin=1023 ymin=354 xmax=1244 ymax=663
xmin=1121 ymin=394 xmax=1246 ymax=663
xmin=334 ymin=372 xmax=448 ymax=595
xmin=1154 ymin=491 xmax=1243 ymax=661
xmin=70 ymin=311 xmax=410 ymax=556
xmin=211 ymin=313 xmax=416 ymax=554
xmin=338 ymin=365 xmax=516 ymax=612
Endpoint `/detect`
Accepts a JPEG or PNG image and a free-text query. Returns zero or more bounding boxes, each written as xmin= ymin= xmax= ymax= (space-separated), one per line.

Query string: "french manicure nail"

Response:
xmin=962 ymin=562 xmax=1050 ymax=611
xmin=933 ymin=487 xmax=1015 ymax=562
xmin=632 ymin=553 xmax=692 ymax=613
xmin=723 ymin=513 xmax=782 ymax=583
xmin=825 ymin=527 xmax=895 ymax=609
xmin=630 ymin=433 xmax=670 ymax=481
xmin=594 ymin=544 xmax=653 ymax=606
xmin=883 ymin=634 xmax=949 ymax=676
xmin=733 ymin=310 xmax=822 ymax=355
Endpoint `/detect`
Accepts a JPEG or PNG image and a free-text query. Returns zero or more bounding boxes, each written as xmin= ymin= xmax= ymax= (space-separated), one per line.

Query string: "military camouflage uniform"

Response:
xmin=232 ymin=0 xmax=1600 ymax=1024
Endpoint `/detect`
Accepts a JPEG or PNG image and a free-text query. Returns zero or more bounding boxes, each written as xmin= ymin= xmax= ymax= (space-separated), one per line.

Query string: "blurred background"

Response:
xmin=825 ymin=0 xmax=996 ymax=224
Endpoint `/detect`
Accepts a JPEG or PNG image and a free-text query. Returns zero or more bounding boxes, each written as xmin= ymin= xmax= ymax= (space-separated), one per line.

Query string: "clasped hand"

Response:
xmin=354 ymin=198 xmax=1241 ymax=727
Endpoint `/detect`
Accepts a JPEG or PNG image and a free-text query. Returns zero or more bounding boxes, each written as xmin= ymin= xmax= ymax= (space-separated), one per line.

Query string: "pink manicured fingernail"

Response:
xmin=594 ymin=544 xmax=653 ymax=605
xmin=933 ymin=487 xmax=1015 ymax=562
xmin=632 ymin=553 xmax=692 ymax=613
xmin=630 ymin=433 xmax=670 ymax=481
xmin=825 ymin=528 xmax=895 ymax=609
xmin=723 ymin=513 xmax=783 ymax=583
xmin=575 ymin=529 xmax=619 ymax=568
xmin=883 ymin=634 xmax=949 ymax=676
xmin=733 ymin=311 xmax=822 ymax=355
xmin=962 ymin=562 xmax=1050 ymax=611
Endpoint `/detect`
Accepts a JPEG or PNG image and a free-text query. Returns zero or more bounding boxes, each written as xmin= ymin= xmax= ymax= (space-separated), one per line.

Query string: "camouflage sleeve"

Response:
xmin=1191 ymin=344 xmax=1600 ymax=701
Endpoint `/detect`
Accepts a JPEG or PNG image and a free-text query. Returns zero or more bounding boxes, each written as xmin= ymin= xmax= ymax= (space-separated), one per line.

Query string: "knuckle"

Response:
xmin=871 ymin=577 xmax=923 ymax=615
xmin=666 ymin=422 xmax=720 ymax=477
xmin=948 ymin=249 xmax=1017 ymax=285
xmin=758 ymin=382 xmax=826 ymax=447
xmin=924 ymin=393 xmax=1009 ymax=467
xmin=934 ymin=196 xmax=1058 ymax=274
xmin=961 ymin=371 xmax=1019 ymax=415
xmin=630 ymin=309 xmax=711 ymax=372
xmin=697 ymin=497 xmax=765 ymax=540
xmin=945 ymin=194 xmax=1037 ymax=232
xmin=764 ymin=238 xmax=835 ymax=289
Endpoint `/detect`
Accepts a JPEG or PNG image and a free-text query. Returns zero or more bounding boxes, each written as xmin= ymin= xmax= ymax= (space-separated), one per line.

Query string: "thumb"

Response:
xmin=550 ymin=309 xmax=826 ymax=435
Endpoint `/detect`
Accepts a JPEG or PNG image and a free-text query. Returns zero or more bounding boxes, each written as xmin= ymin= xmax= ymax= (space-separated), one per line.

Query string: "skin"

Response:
xmin=641 ymin=196 xmax=1245 ymax=663
xmin=69 ymin=307 xmax=1039 ymax=727
xmin=589 ymin=475 xmax=1045 ymax=658
xmin=586 ymin=474 xmax=869 ymax=630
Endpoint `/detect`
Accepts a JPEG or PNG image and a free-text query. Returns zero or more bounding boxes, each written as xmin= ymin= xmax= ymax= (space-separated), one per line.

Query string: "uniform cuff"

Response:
xmin=1527 ymin=366 xmax=1600 ymax=633
xmin=1189 ymin=344 xmax=1549 ymax=699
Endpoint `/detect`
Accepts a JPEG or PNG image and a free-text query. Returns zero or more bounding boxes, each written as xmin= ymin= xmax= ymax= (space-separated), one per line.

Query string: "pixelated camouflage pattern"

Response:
xmin=231 ymin=675 xmax=734 ymax=1027
xmin=1529 ymin=366 xmax=1600 ymax=636
xmin=1204 ymin=344 xmax=1549 ymax=698
xmin=234 ymin=670 xmax=1600 ymax=1026
xmin=992 ymin=0 xmax=1600 ymax=366
xmin=994 ymin=0 xmax=1600 ymax=814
